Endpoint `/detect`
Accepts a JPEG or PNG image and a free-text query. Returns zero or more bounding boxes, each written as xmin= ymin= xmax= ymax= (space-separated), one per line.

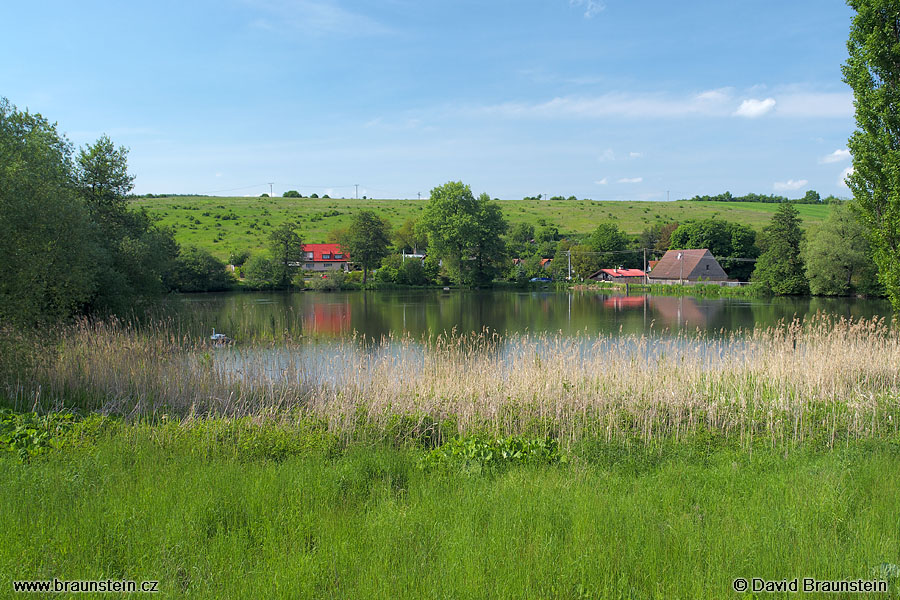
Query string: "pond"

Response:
xmin=168 ymin=289 xmax=894 ymax=342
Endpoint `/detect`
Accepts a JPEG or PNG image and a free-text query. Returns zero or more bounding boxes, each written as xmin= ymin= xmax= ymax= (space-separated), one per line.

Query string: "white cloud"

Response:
xmin=840 ymin=166 xmax=854 ymax=188
xmin=569 ymin=0 xmax=605 ymax=18
xmin=773 ymin=179 xmax=808 ymax=192
xmin=629 ymin=152 xmax=643 ymax=159
xmin=734 ymin=98 xmax=776 ymax=118
xmin=618 ymin=177 xmax=643 ymax=184
xmin=597 ymin=149 xmax=615 ymax=162
xmin=215 ymin=172 xmax=223 ymax=178
xmin=774 ymin=92 xmax=853 ymax=118
xmin=595 ymin=177 xmax=608 ymax=185
xmin=820 ymin=149 xmax=851 ymax=164
xmin=476 ymin=90 xmax=733 ymax=120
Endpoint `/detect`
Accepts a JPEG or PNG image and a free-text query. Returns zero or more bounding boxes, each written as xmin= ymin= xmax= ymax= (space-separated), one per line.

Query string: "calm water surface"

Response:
xmin=171 ymin=289 xmax=893 ymax=340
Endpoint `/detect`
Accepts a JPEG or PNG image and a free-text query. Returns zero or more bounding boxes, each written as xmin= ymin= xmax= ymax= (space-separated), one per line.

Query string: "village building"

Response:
xmin=588 ymin=268 xmax=646 ymax=282
xmin=298 ymin=243 xmax=350 ymax=272
xmin=647 ymin=249 xmax=729 ymax=284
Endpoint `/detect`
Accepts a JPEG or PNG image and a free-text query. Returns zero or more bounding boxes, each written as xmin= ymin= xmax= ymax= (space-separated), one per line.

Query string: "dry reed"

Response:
xmin=4 ymin=314 xmax=900 ymax=447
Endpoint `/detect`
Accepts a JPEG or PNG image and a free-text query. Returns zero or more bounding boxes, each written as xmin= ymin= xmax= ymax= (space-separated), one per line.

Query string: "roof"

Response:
xmin=647 ymin=249 xmax=728 ymax=281
xmin=302 ymin=243 xmax=348 ymax=262
xmin=588 ymin=268 xmax=646 ymax=280
xmin=648 ymin=260 xmax=660 ymax=270
xmin=540 ymin=258 xmax=552 ymax=266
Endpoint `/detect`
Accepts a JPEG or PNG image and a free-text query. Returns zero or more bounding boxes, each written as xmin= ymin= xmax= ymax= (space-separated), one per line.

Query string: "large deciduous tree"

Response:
xmin=752 ymin=203 xmax=808 ymax=295
xmin=420 ymin=182 xmax=508 ymax=286
xmin=0 ymin=99 xmax=99 ymax=324
xmin=843 ymin=0 xmax=900 ymax=308
xmin=802 ymin=203 xmax=878 ymax=296
xmin=342 ymin=210 xmax=392 ymax=283
xmin=268 ymin=222 xmax=304 ymax=288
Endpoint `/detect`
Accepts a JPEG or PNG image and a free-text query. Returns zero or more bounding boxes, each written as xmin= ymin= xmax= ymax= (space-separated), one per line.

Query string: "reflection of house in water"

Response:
xmin=648 ymin=296 xmax=722 ymax=329
xmin=304 ymin=302 xmax=351 ymax=335
xmin=603 ymin=295 xmax=648 ymax=310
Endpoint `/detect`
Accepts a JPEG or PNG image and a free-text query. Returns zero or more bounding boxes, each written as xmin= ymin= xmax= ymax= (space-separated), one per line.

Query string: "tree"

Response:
xmin=342 ymin=210 xmax=392 ymax=283
xmin=394 ymin=218 xmax=428 ymax=254
xmin=420 ymin=182 xmax=508 ymax=286
xmin=283 ymin=190 xmax=301 ymax=198
xmin=569 ymin=244 xmax=600 ymax=279
xmin=802 ymin=203 xmax=878 ymax=295
xmin=803 ymin=190 xmax=821 ymax=204
xmin=752 ymin=203 xmax=808 ymax=294
xmin=268 ymin=222 xmax=303 ymax=288
xmin=76 ymin=137 xmax=177 ymax=312
xmin=843 ymin=0 xmax=900 ymax=308
xmin=0 ymin=99 xmax=99 ymax=324
xmin=589 ymin=223 xmax=631 ymax=267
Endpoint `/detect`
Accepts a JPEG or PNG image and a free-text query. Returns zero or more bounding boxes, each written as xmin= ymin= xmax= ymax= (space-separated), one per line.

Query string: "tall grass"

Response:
xmin=3 ymin=313 xmax=899 ymax=447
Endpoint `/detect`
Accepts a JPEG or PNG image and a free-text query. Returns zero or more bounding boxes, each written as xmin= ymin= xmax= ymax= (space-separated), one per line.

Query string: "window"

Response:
xmin=323 ymin=253 xmax=332 ymax=259
xmin=334 ymin=253 xmax=343 ymax=259
xmin=706 ymin=264 xmax=709 ymax=270
xmin=305 ymin=251 xmax=314 ymax=259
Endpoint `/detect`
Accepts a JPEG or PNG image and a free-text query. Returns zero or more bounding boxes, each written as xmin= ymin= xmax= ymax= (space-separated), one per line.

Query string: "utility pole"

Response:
xmin=643 ymin=247 xmax=648 ymax=284
xmin=355 ymin=184 xmax=359 ymax=199
xmin=268 ymin=182 xmax=274 ymax=197
xmin=667 ymin=190 xmax=670 ymax=202
xmin=678 ymin=251 xmax=683 ymax=284
xmin=417 ymin=192 xmax=421 ymax=200
xmin=567 ymin=250 xmax=572 ymax=280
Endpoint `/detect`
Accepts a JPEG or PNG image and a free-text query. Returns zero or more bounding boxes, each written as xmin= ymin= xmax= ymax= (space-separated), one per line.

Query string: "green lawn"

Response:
xmin=130 ymin=196 xmax=835 ymax=260
xmin=1 ymin=416 xmax=898 ymax=599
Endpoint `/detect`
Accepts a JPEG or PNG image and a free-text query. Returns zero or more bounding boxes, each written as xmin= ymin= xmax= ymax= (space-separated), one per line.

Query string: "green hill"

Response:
xmin=130 ymin=195 xmax=834 ymax=260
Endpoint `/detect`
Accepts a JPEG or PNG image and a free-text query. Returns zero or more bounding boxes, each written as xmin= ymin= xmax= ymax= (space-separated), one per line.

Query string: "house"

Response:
xmin=588 ymin=268 xmax=646 ymax=282
xmin=540 ymin=258 xmax=552 ymax=270
xmin=299 ymin=243 xmax=350 ymax=272
xmin=647 ymin=249 xmax=728 ymax=284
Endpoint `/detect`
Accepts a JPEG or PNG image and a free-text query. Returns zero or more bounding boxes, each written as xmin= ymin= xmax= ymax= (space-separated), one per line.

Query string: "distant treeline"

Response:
xmin=133 ymin=193 xmax=210 ymax=199
xmin=684 ymin=191 xmax=844 ymax=204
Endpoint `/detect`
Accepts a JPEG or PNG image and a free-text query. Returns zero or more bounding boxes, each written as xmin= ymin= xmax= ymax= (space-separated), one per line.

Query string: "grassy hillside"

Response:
xmin=130 ymin=195 xmax=834 ymax=260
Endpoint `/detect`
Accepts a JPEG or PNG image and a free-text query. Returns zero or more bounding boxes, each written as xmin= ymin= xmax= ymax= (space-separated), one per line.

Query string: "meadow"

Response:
xmin=130 ymin=195 xmax=834 ymax=260
xmin=1 ymin=417 xmax=899 ymax=599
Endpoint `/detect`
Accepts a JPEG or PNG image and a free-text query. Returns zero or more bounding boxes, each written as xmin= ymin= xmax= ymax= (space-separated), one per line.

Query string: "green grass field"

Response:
xmin=1 ymin=416 xmax=898 ymax=599
xmin=130 ymin=195 xmax=834 ymax=260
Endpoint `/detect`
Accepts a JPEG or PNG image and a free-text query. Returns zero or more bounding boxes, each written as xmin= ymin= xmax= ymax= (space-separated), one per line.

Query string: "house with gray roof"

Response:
xmin=647 ymin=249 xmax=729 ymax=284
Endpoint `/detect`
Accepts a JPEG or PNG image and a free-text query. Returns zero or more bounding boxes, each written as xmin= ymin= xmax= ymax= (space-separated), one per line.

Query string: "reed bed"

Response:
xmin=4 ymin=314 xmax=900 ymax=447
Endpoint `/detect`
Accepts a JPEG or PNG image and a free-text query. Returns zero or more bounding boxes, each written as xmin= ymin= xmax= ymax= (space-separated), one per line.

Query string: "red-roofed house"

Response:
xmin=588 ymin=268 xmax=646 ymax=282
xmin=300 ymin=243 xmax=350 ymax=272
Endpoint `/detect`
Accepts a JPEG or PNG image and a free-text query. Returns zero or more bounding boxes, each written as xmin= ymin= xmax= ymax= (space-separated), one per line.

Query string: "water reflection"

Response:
xmin=170 ymin=289 xmax=893 ymax=342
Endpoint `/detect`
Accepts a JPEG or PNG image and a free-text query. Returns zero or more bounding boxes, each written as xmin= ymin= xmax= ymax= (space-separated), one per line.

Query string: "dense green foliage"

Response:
xmin=341 ymin=210 xmax=392 ymax=283
xmin=752 ymin=203 xmax=809 ymax=294
xmin=803 ymin=203 xmax=879 ymax=296
xmin=421 ymin=182 xmax=508 ymax=286
xmin=167 ymin=246 xmax=234 ymax=292
xmin=843 ymin=0 xmax=900 ymax=309
xmin=267 ymin=222 xmax=304 ymax=288
xmin=0 ymin=99 xmax=186 ymax=323
xmin=0 ymin=100 xmax=100 ymax=324
xmin=687 ymin=190 xmax=840 ymax=204
xmin=669 ymin=218 xmax=759 ymax=280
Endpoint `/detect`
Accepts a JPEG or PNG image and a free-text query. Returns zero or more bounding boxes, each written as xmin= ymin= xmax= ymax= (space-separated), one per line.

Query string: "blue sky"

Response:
xmin=2 ymin=0 xmax=857 ymax=200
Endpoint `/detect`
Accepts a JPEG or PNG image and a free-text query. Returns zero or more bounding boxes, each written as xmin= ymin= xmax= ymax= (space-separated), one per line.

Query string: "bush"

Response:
xmin=244 ymin=255 xmax=278 ymax=289
xmin=168 ymin=246 xmax=233 ymax=292
xmin=282 ymin=190 xmax=301 ymax=198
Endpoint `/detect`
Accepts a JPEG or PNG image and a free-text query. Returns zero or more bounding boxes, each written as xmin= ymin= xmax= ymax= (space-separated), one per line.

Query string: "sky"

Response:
xmin=1 ymin=0 xmax=858 ymax=200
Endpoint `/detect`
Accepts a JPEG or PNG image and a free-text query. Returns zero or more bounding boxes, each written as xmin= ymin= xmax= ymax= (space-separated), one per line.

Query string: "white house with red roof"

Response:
xmin=588 ymin=268 xmax=646 ymax=282
xmin=299 ymin=243 xmax=350 ymax=272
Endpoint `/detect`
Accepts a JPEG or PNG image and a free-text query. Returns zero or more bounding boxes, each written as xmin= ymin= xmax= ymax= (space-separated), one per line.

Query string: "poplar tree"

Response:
xmin=843 ymin=0 xmax=900 ymax=308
